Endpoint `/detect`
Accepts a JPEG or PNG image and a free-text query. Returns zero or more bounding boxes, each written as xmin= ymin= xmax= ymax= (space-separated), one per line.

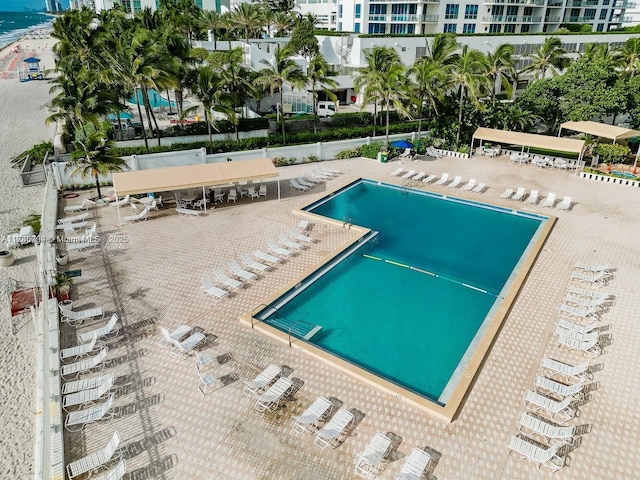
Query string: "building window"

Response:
xmin=521 ymin=24 xmax=530 ymax=32
xmin=488 ymin=24 xmax=501 ymax=33
xmin=368 ymin=23 xmax=385 ymax=33
xmin=597 ymin=23 xmax=605 ymax=31
xmin=462 ymin=23 xmax=476 ymax=33
xmin=445 ymin=4 xmax=459 ymax=20
xmin=600 ymin=9 xmax=607 ymax=19
xmin=355 ymin=22 xmax=360 ymax=32
xmin=338 ymin=4 xmax=342 ymax=17
xmin=523 ymin=6 xmax=533 ymax=15
xmin=602 ymin=0 xmax=609 ymax=4
xmin=443 ymin=23 xmax=457 ymax=32
xmin=338 ymin=22 xmax=342 ymax=30
xmin=504 ymin=24 xmax=516 ymax=32
xmin=584 ymin=8 xmax=596 ymax=19
xmin=355 ymin=4 xmax=361 ymax=18
xmin=369 ymin=4 xmax=386 ymax=14
xmin=390 ymin=24 xmax=408 ymax=34
xmin=506 ymin=5 xmax=518 ymax=16
xmin=464 ymin=5 xmax=478 ymax=19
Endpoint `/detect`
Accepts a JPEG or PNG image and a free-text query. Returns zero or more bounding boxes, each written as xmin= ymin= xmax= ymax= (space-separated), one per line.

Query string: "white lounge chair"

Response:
xmin=570 ymin=270 xmax=611 ymax=285
xmin=62 ymin=373 xmax=114 ymax=395
xmin=122 ymin=207 xmax=149 ymax=223
xmin=60 ymin=333 xmax=99 ymax=362
xmin=176 ymin=207 xmax=204 ymax=217
xmin=279 ymin=234 xmax=304 ymax=250
xmin=394 ymin=447 xmax=432 ymax=480
xmin=92 ymin=459 xmax=126 ymax=480
xmin=290 ymin=179 xmax=309 ymax=191
xmin=422 ymin=174 xmax=436 ymax=183
xmin=447 ymin=175 xmax=462 ymax=188
xmin=389 ymin=168 xmax=405 ymax=177
xmin=534 ymin=376 xmax=584 ymax=400
xmin=200 ymin=274 xmax=229 ymax=300
xmin=567 ymin=285 xmax=612 ymax=299
xmin=540 ymin=358 xmax=592 ymax=382
xmin=354 ymin=432 xmax=393 ymax=478
xmin=158 ymin=325 xmax=192 ymax=348
xmin=242 ymin=364 xmax=281 ymax=397
xmin=558 ymin=303 xmax=600 ymax=321
xmin=255 ymin=377 xmax=294 ymax=412
xmin=253 ymin=249 xmax=282 ymax=265
xmin=64 ymin=198 xmax=95 ymax=214
xmin=66 ymin=431 xmax=120 ymax=479
xmin=66 ymin=238 xmax=100 ymax=252
xmin=314 ymin=408 xmax=355 ymax=449
xmin=170 ymin=331 xmax=206 ymax=357
xmin=79 ymin=313 xmax=119 ymax=343
xmin=512 ymin=186 xmax=526 ymax=201
xmin=259 ymin=184 xmax=267 ymax=197
xmin=213 ymin=268 xmax=244 ymax=290
xmin=527 ymin=189 xmax=539 ymax=204
xmin=557 ymin=334 xmax=602 ymax=357
xmin=59 ymin=304 xmax=105 ymax=325
xmin=433 ymin=173 xmax=449 ymax=186
xmin=64 ymin=394 xmax=115 ymax=431
xmin=227 ymin=188 xmax=238 ymax=202
xmin=542 ymin=192 xmax=556 ymax=207
xmin=500 ymin=188 xmax=514 ymax=199
xmin=573 ymin=262 xmax=612 ymax=273
xmin=228 ymin=260 xmax=257 ymax=281
xmin=556 ymin=317 xmax=598 ymax=335
xmin=241 ymin=254 xmax=272 ymax=273
xmin=461 ymin=178 xmax=476 ymax=191
xmin=60 ymin=347 xmax=109 ymax=380
xmin=63 ymin=375 xmax=114 ymax=411
xmin=110 ymin=195 xmax=130 ymax=206
xmin=471 ymin=182 xmax=486 ymax=193
xmin=267 ymin=240 xmax=293 ymax=257
xmin=400 ymin=170 xmax=416 ymax=180
xmin=319 ymin=166 xmax=340 ymax=176
xmin=555 ymin=327 xmax=599 ymax=345
xmin=291 ymin=396 xmax=333 ymax=434
xmin=426 ymin=146 xmax=442 ymax=158
xmin=557 ymin=196 xmax=572 ymax=210
xmin=290 ymin=228 xmax=316 ymax=243
xmin=297 ymin=177 xmax=315 ymax=188
xmin=196 ymin=364 xmax=220 ymax=395
xmin=412 ymin=172 xmax=427 ymax=181
xmin=297 ymin=220 xmax=311 ymax=232
xmin=563 ymin=294 xmax=608 ymax=309
xmin=523 ymin=390 xmax=576 ymax=424
xmin=507 ymin=435 xmax=564 ymax=473
xmin=59 ymin=212 xmax=89 ymax=224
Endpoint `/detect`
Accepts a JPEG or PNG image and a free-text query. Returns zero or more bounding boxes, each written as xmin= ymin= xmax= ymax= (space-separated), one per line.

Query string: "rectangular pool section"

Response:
xmin=255 ymin=180 xmax=551 ymax=411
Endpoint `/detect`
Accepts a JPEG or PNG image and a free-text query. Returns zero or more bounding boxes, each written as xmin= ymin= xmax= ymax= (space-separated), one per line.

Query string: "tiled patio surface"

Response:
xmin=59 ymin=154 xmax=640 ymax=480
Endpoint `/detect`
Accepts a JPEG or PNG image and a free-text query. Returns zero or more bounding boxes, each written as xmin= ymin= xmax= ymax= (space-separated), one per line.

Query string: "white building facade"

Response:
xmin=93 ymin=0 xmax=220 ymax=14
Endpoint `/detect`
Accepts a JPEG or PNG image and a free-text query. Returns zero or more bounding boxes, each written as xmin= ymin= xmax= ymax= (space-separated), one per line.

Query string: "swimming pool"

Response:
xmin=128 ymin=88 xmax=176 ymax=108
xmin=611 ymin=170 xmax=639 ymax=180
xmin=251 ymin=180 xmax=553 ymax=419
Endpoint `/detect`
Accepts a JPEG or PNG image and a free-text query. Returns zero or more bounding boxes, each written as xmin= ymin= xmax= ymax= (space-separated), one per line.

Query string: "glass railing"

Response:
xmin=422 ymin=14 xmax=440 ymax=21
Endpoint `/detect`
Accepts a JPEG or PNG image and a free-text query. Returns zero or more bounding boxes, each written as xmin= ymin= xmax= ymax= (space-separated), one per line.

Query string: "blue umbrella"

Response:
xmin=391 ymin=140 xmax=413 ymax=149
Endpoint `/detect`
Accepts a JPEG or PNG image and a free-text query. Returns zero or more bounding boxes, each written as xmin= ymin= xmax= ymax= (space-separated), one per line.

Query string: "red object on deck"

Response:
xmin=10 ymin=288 xmax=53 ymax=317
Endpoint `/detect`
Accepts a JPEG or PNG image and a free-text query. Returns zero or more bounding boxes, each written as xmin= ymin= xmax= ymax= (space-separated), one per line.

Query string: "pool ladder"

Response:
xmin=250 ymin=303 xmax=280 ymax=329
xmin=342 ymin=217 xmax=353 ymax=229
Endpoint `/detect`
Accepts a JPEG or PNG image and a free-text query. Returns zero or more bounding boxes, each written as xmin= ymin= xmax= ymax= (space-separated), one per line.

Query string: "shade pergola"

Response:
xmin=472 ymin=127 xmax=586 ymax=155
xmin=558 ymin=121 xmax=640 ymax=143
xmin=112 ymin=158 xmax=279 ymax=224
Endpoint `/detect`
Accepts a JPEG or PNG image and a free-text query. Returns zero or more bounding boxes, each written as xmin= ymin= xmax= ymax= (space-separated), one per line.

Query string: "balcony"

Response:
xmin=482 ymin=15 xmax=543 ymax=22
xmin=421 ymin=14 xmax=440 ymax=21
xmin=545 ymin=16 xmax=562 ymax=21
xmin=547 ymin=0 xmax=563 ymax=6
xmin=391 ymin=14 xmax=419 ymax=21
xmin=566 ymin=15 xmax=597 ymax=21
xmin=614 ymin=0 xmax=636 ymax=7
xmin=368 ymin=14 xmax=388 ymax=21
xmin=570 ymin=0 xmax=599 ymax=6
xmin=484 ymin=0 xmax=544 ymax=4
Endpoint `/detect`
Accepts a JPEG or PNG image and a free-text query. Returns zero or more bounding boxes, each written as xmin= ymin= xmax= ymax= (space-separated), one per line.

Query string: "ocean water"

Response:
xmin=0 ymin=12 xmax=53 ymax=50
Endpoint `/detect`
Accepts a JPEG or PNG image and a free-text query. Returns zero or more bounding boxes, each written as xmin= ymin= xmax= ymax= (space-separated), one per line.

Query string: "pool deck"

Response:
xmin=60 ymin=154 xmax=640 ymax=479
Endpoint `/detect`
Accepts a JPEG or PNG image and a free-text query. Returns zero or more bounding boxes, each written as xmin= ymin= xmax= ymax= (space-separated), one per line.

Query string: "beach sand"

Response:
xmin=0 ymin=37 xmax=56 ymax=478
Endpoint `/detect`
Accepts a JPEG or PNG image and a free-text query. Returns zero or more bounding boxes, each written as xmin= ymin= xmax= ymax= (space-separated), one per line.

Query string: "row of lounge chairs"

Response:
xmin=289 ymin=167 xmax=341 ymax=192
xmin=499 ymin=187 xmax=572 ymax=209
xmin=390 ymin=168 xmax=488 ymax=193
xmin=507 ymin=262 xmax=615 ymax=472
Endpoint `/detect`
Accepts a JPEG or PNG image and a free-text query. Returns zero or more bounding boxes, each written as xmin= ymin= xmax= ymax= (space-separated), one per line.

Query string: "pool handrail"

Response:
xmin=288 ymin=319 xmax=318 ymax=346
xmin=251 ymin=303 xmax=280 ymax=329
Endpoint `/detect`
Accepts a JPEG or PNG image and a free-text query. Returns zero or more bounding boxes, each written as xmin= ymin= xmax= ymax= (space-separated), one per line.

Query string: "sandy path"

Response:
xmin=0 ymin=37 xmax=57 ymax=478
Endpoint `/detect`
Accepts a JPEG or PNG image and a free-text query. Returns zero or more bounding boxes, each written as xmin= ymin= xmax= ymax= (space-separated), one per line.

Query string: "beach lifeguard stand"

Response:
xmin=19 ymin=57 xmax=45 ymax=82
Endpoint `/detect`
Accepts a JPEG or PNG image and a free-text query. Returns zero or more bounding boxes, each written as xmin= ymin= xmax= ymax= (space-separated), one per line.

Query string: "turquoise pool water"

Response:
xmin=128 ymin=89 xmax=176 ymax=108
xmin=258 ymin=180 xmax=547 ymax=403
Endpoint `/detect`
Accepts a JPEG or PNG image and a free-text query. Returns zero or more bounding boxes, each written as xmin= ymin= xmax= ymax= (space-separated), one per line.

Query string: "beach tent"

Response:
xmin=111 ymin=158 xmax=280 ymax=224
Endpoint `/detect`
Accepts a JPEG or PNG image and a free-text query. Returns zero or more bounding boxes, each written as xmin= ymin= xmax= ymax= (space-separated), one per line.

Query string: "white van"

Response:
xmin=317 ymin=101 xmax=337 ymax=117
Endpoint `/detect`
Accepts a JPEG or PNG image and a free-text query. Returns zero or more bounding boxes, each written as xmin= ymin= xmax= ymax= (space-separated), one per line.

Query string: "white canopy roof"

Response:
xmin=472 ymin=128 xmax=585 ymax=154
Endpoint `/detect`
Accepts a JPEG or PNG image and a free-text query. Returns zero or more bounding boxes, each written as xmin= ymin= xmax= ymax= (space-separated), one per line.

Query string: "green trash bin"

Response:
xmin=378 ymin=151 xmax=388 ymax=163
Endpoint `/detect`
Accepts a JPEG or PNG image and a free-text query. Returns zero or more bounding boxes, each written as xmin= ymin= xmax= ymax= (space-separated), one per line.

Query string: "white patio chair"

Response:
xmin=227 ymin=188 xmax=238 ymax=202
xmin=242 ymin=364 xmax=282 ymax=397
xmin=110 ymin=195 xmax=130 ymax=207
xmin=570 ymin=270 xmax=611 ymax=285
xmin=158 ymin=325 xmax=192 ymax=348
xmin=60 ymin=347 xmax=109 ymax=380
xmin=213 ymin=268 xmax=244 ymax=290
xmin=64 ymin=198 xmax=95 ymax=214
xmin=389 ymin=168 xmax=405 ymax=177
xmin=268 ymin=240 xmax=293 ymax=257
xmin=421 ymin=174 xmax=436 ymax=184
xmin=60 ymin=333 xmax=99 ymax=362
xmin=196 ymin=364 xmax=220 ymax=395
xmin=447 ymin=175 xmax=462 ymax=188
xmin=247 ymin=186 xmax=259 ymax=199
xmin=290 ymin=227 xmax=316 ymax=243
xmin=540 ymin=357 xmax=592 ymax=382
xmin=60 ymin=304 xmax=105 ymax=325
xmin=400 ymin=170 xmax=416 ymax=180
xmin=200 ymin=274 xmax=230 ymax=300
xmin=499 ymin=188 xmax=514 ymax=199
xmin=255 ymin=377 xmax=294 ymax=412
xmin=66 ymin=431 xmax=120 ymax=479
xmin=354 ymin=432 xmax=393 ymax=478
xmin=290 ymin=179 xmax=309 ymax=191
xmin=92 ymin=459 xmax=126 ymax=480
xmin=573 ymin=261 xmax=612 ymax=274
xmin=122 ymin=207 xmax=149 ymax=223
xmin=64 ymin=393 xmax=115 ymax=432
xmin=461 ymin=178 xmax=476 ymax=191
xmin=241 ymin=253 xmax=273 ymax=272
xmin=254 ymin=249 xmax=283 ymax=264
xmin=228 ymin=260 xmax=257 ymax=281
xmin=170 ymin=331 xmax=206 ymax=357
xmin=534 ymin=375 xmax=585 ymax=400
xmin=523 ymin=390 xmax=576 ymax=424
xmin=542 ymin=192 xmax=556 ymax=207
xmin=62 ymin=373 xmax=113 ymax=395
xmin=412 ymin=172 xmax=427 ymax=182
xmin=558 ymin=303 xmax=600 ymax=321
xmin=511 ymin=186 xmax=526 ymax=201
xmin=433 ymin=173 xmax=449 ymax=186
xmin=296 ymin=220 xmax=311 ymax=232
xmin=63 ymin=375 xmax=115 ymax=411
xmin=79 ymin=313 xmax=119 ymax=343
xmin=291 ymin=396 xmax=333 ymax=434
xmin=59 ymin=212 xmax=90 ymax=224
xmin=557 ymin=196 xmax=572 ymax=210
xmin=507 ymin=435 xmax=564 ymax=473
xmin=279 ymin=234 xmax=304 ymax=251
xmin=394 ymin=447 xmax=432 ymax=480
xmin=557 ymin=334 xmax=602 ymax=357
xmin=567 ymin=285 xmax=613 ymax=299
xmin=556 ymin=316 xmax=598 ymax=335
xmin=471 ymin=182 xmax=486 ymax=193
xmin=527 ymin=189 xmax=539 ymax=205
xmin=259 ymin=184 xmax=267 ymax=198
xmin=314 ymin=408 xmax=355 ymax=449
xmin=563 ymin=294 xmax=608 ymax=309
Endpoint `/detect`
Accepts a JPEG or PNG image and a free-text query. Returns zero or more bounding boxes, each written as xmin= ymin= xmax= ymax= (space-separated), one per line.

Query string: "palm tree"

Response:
xmin=307 ymin=53 xmax=337 ymax=133
xmin=230 ymin=3 xmax=263 ymax=43
xmin=253 ymin=46 xmax=306 ymax=143
xmin=190 ymin=65 xmax=224 ymax=147
xmin=354 ymin=46 xmax=401 ymax=137
xmin=582 ymin=42 xmax=622 ymax=64
xmin=378 ymin=62 xmax=412 ymax=147
xmin=451 ymin=45 xmax=488 ymax=146
xmin=423 ymin=33 xmax=458 ymax=68
xmin=620 ymin=37 xmax=640 ymax=78
xmin=200 ymin=9 xmax=223 ymax=50
xmin=408 ymin=57 xmax=446 ymax=138
xmin=522 ymin=36 xmax=570 ymax=80
xmin=67 ymin=127 xmax=127 ymax=199
xmin=484 ymin=44 xmax=516 ymax=104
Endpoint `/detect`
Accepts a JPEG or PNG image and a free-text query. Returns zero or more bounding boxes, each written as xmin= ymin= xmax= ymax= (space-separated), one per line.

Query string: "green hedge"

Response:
xmin=160 ymin=117 xmax=269 ymax=137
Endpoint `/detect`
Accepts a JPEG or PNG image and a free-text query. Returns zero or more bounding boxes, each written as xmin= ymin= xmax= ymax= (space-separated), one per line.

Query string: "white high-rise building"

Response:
xmin=93 ymin=0 xmax=221 ymax=15
xmin=330 ymin=0 xmax=629 ymax=34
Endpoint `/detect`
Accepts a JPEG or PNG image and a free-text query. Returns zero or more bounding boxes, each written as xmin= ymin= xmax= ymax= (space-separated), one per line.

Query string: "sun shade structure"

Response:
xmin=472 ymin=127 xmax=586 ymax=155
xmin=559 ymin=121 xmax=640 ymax=143
xmin=112 ymin=158 xmax=279 ymax=223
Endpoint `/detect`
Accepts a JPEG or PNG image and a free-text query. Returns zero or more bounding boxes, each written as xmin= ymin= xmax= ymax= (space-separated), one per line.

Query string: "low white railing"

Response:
xmin=580 ymin=171 xmax=640 ymax=187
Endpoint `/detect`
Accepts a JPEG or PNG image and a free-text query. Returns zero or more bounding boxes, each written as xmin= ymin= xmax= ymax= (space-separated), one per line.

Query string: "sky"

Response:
xmin=0 ymin=0 xmax=69 ymax=11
